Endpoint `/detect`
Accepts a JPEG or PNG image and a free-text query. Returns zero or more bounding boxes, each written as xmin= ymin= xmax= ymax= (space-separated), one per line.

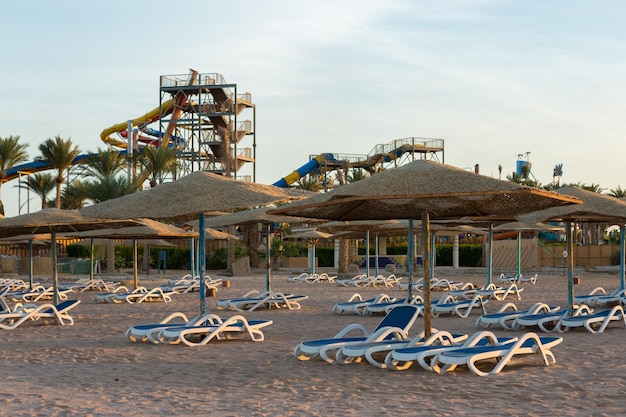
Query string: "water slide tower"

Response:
xmin=158 ymin=71 xmax=256 ymax=181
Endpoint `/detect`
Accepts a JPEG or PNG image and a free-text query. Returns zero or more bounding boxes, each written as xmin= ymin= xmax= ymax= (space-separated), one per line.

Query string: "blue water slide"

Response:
xmin=273 ymin=153 xmax=334 ymax=188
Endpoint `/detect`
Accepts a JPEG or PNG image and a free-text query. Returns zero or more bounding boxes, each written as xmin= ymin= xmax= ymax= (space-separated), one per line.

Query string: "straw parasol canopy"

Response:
xmin=79 ymin=171 xmax=307 ymax=222
xmin=286 ymin=229 xmax=333 ymax=240
xmin=517 ymin=186 xmax=626 ymax=308
xmin=197 ymin=206 xmax=315 ymax=229
xmin=0 ymin=233 xmax=52 ymax=243
xmin=0 ymin=209 xmax=143 ymax=303
xmin=79 ymin=171 xmax=309 ymax=315
xmin=269 ymin=160 xmax=582 ymax=337
xmin=122 ymin=239 xmax=176 ymax=247
xmin=517 ymin=186 xmax=626 ymax=224
xmin=0 ymin=209 xmax=143 ymax=238
xmin=269 ymin=160 xmax=580 ymax=221
xmin=492 ymin=221 xmax=564 ymax=232
xmin=67 ymin=218 xmax=194 ymax=240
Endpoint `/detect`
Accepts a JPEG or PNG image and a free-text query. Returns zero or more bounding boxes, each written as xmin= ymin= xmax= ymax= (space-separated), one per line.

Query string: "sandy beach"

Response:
xmin=1 ymin=267 xmax=625 ymax=416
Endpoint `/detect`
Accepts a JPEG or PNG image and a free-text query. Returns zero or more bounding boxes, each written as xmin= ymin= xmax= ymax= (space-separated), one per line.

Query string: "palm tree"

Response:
xmin=21 ymin=172 xmax=55 ymax=210
xmin=348 ymin=168 xmax=369 ymax=183
xmin=135 ymin=145 xmax=177 ymax=188
xmin=84 ymin=175 xmax=134 ymax=203
xmin=81 ymin=148 xmax=136 ymax=203
xmin=36 ymin=135 xmax=81 ymax=208
xmin=60 ymin=180 xmax=89 ymax=209
xmin=609 ymin=186 xmax=626 ymax=198
xmin=295 ymin=175 xmax=324 ymax=192
xmin=0 ymin=135 xmax=29 ymax=215
xmin=83 ymin=148 xmax=128 ymax=181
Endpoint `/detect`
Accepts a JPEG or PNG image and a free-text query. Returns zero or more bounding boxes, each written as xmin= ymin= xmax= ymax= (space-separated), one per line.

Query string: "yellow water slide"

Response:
xmin=99 ymin=100 xmax=176 ymax=149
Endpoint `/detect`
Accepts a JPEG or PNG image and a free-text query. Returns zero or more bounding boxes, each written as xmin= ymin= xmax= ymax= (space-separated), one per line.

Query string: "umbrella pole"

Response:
xmin=486 ymin=223 xmax=493 ymax=286
xmin=619 ymin=225 xmax=626 ymax=290
xmin=90 ymin=238 xmax=95 ymax=281
xmin=51 ymin=229 xmax=58 ymax=305
xmin=365 ymin=230 xmax=370 ymax=277
xmin=133 ymin=239 xmax=139 ymax=290
xmin=566 ymin=221 xmax=574 ymax=314
xmin=265 ymin=223 xmax=271 ymax=292
xmin=189 ymin=237 xmax=195 ymax=278
xmin=429 ymin=233 xmax=437 ymax=279
xmin=422 ymin=213 xmax=432 ymax=338
xmin=407 ymin=219 xmax=414 ymax=301
xmin=375 ymin=235 xmax=379 ymax=277
xmin=28 ymin=239 xmax=34 ymax=290
xmin=199 ymin=214 xmax=207 ymax=316
xmin=311 ymin=239 xmax=316 ymax=275
xmin=517 ymin=231 xmax=522 ymax=279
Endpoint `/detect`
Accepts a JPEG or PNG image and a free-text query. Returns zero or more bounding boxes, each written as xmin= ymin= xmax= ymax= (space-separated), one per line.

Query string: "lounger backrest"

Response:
xmin=43 ymin=299 xmax=80 ymax=314
xmin=374 ymin=305 xmax=419 ymax=333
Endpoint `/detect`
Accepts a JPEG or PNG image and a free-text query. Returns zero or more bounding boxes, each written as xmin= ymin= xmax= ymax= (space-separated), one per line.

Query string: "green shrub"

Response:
xmin=66 ymin=244 xmax=91 ymax=258
xmin=315 ymin=247 xmax=334 ymax=267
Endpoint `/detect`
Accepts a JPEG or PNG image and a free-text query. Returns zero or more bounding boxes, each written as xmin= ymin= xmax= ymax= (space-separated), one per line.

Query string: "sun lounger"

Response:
xmin=582 ymin=289 xmax=626 ymax=308
xmin=0 ymin=299 xmax=81 ymax=330
xmin=433 ymin=332 xmax=563 ymax=376
xmin=431 ymin=292 xmax=488 ymax=318
xmin=362 ymin=295 xmax=424 ymax=316
xmin=335 ymin=274 xmax=372 ymax=287
xmin=476 ymin=283 xmax=524 ymax=300
xmin=511 ymin=304 xmax=593 ymax=332
xmin=335 ymin=329 xmax=467 ymax=368
xmin=294 ymin=305 xmax=420 ymax=363
xmin=573 ymin=287 xmax=620 ymax=305
xmin=476 ymin=302 xmax=560 ymax=330
xmin=554 ymin=305 xmax=626 ymax=333
xmin=7 ymin=285 xmax=71 ymax=302
xmin=216 ymin=290 xmax=308 ymax=312
xmin=60 ymin=279 xmax=120 ymax=292
xmin=155 ymin=315 xmax=273 ymax=346
xmin=384 ymin=330 xmax=518 ymax=372
xmin=126 ymin=312 xmax=204 ymax=342
xmin=332 ymin=293 xmax=395 ymax=315
xmin=496 ymin=273 xmax=519 ymax=284
xmin=114 ymin=287 xmax=177 ymax=303
xmin=518 ymin=273 xmax=538 ymax=285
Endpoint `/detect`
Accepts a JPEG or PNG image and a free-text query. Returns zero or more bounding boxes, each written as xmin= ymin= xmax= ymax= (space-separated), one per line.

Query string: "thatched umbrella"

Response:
xmin=80 ymin=171 xmax=307 ymax=315
xmin=0 ymin=233 xmax=52 ymax=289
xmin=518 ymin=186 xmax=626 ymax=310
xmin=0 ymin=209 xmax=142 ymax=303
xmin=68 ymin=219 xmax=201 ymax=289
xmin=286 ymin=229 xmax=333 ymax=275
xmin=270 ymin=160 xmax=581 ymax=337
xmin=191 ymin=206 xmax=314 ymax=291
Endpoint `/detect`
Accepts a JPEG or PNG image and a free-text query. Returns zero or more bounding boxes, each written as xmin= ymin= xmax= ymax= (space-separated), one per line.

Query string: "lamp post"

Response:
xmin=17 ymin=171 xmax=31 ymax=214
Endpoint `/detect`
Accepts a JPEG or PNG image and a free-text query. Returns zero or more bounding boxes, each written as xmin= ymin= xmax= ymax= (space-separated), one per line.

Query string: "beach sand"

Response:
xmin=1 ymin=268 xmax=625 ymax=416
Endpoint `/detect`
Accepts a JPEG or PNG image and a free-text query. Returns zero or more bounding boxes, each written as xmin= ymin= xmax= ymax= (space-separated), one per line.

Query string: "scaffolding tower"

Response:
xmin=158 ymin=70 xmax=256 ymax=181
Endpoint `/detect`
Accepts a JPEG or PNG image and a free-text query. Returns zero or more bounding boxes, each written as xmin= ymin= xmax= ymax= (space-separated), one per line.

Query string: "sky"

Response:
xmin=1 ymin=0 xmax=625 ymax=217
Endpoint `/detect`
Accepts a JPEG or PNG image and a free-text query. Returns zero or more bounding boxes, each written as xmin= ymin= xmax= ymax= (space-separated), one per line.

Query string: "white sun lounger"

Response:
xmin=335 ymin=329 xmax=467 ymax=368
xmin=554 ymin=305 xmax=626 ymax=334
xmin=433 ymin=332 xmax=563 ymax=376
xmin=155 ymin=315 xmax=273 ymax=346
xmin=294 ymin=305 xmax=420 ymax=363
xmin=0 ymin=299 xmax=81 ymax=330
xmin=476 ymin=302 xmax=560 ymax=330
xmin=384 ymin=330 xmax=518 ymax=372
